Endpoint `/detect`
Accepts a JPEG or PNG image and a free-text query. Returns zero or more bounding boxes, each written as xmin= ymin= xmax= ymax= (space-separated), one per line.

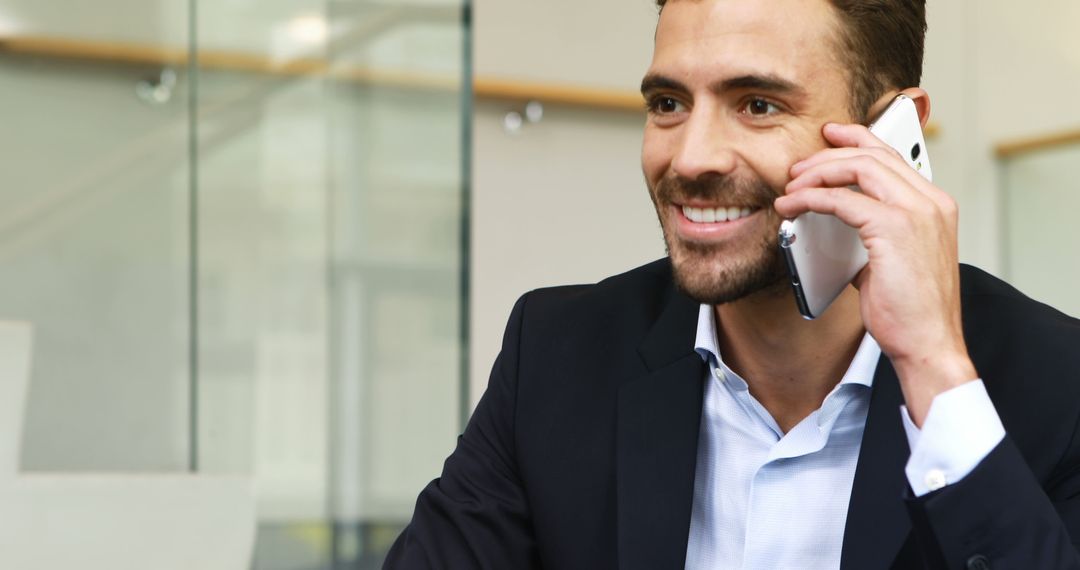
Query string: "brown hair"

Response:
xmin=655 ymin=0 xmax=927 ymax=122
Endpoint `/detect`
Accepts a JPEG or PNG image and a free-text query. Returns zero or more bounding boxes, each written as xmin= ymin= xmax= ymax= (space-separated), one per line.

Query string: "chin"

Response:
xmin=667 ymin=237 xmax=787 ymax=306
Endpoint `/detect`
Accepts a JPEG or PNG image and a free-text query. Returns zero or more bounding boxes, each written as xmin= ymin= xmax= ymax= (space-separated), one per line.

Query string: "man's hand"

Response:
xmin=773 ymin=122 xmax=978 ymax=427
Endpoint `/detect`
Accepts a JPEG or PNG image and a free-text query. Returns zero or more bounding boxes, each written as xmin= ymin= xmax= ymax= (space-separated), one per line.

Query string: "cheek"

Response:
xmin=742 ymin=152 xmax=797 ymax=193
xmin=742 ymin=132 xmax=819 ymax=191
xmin=640 ymin=126 xmax=671 ymax=184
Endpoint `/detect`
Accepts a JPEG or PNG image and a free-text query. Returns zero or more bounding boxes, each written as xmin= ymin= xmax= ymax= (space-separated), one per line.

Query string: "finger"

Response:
xmin=774 ymin=185 xmax=893 ymax=230
xmin=821 ymin=122 xmax=884 ymax=150
xmin=793 ymin=124 xmax=953 ymax=210
xmin=794 ymin=120 xmax=954 ymax=215
xmin=819 ymin=123 xmax=958 ymax=210
xmin=791 ymin=146 xmax=910 ymax=182
xmin=790 ymin=124 xmax=933 ymax=191
xmin=786 ymin=155 xmax=928 ymax=208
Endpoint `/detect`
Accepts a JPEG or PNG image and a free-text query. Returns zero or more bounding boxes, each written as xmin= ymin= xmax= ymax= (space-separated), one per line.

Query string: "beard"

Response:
xmin=650 ymin=171 xmax=788 ymax=305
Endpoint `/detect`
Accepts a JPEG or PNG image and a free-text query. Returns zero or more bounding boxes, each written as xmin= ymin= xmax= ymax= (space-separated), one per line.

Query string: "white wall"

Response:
xmin=470 ymin=101 xmax=664 ymax=402
xmin=1002 ymin=145 xmax=1080 ymax=317
xmin=922 ymin=0 xmax=1080 ymax=276
xmin=469 ymin=0 xmax=1080 ymax=406
xmin=474 ymin=0 xmax=658 ymax=90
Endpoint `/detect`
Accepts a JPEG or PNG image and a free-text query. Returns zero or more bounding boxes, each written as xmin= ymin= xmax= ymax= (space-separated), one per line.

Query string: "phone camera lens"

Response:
xmin=910 ymin=143 xmax=921 ymax=161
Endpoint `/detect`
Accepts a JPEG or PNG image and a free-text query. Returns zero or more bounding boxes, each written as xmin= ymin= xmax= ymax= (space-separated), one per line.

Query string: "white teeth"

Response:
xmin=682 ymin=205 xmax=757 ymax=223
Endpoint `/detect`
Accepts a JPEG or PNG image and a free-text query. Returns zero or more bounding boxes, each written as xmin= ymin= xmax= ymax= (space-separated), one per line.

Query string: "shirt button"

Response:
xmin=713 ymin=367 xmax=725 ymax=381
xmin=924 ymin=469 xmax=947 ymax=491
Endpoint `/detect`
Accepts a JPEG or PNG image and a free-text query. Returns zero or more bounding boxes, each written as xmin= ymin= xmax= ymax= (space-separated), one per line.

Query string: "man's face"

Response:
xmin=642 ymin=0 xmax=855 ymax=305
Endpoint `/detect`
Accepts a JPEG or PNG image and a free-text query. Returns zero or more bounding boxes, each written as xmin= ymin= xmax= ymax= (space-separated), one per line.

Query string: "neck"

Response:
xmin=714 ymin=284 xmax=865 ymax=433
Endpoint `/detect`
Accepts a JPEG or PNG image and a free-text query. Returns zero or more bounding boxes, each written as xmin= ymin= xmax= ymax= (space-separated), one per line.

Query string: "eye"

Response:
xmin=646 ymin=95 xmax=687 ymax=115
xmin=743 ymin=97 xmax=780 ymax=117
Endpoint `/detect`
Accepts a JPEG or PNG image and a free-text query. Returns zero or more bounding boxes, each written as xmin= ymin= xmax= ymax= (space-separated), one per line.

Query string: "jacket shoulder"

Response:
xmin=518 ymin=258 xmax=676 ymax=329
xmin=960 ymin=263 xmax=1080 ymax=335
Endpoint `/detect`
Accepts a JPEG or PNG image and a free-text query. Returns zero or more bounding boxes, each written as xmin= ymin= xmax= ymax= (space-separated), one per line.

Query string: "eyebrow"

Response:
xmin=640 ymin=72 xmax=808 ymax=99
xmin=640 ymin=73 xmax=686 ymax=96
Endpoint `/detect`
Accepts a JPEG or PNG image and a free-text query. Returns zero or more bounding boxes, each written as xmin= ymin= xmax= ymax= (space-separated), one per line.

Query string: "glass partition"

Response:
xmin=0 ymin=0 xmax=469 ymax=566
xmin=999 ymin=142 xmax=1080 ymax=319
xmin=323 ymin=2 xmax=468 ymax=565
xmin=0 ymin=1 xmax=193 ymax=474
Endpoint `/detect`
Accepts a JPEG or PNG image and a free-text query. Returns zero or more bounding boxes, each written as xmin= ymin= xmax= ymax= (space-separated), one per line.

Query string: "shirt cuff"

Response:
xmin=900 ymin=379 xmax=1006 ymax=497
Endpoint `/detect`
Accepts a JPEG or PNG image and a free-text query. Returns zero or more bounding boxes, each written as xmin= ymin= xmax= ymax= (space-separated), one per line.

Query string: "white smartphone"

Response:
xmin=778 ymin=95 xmax=932 ymax=319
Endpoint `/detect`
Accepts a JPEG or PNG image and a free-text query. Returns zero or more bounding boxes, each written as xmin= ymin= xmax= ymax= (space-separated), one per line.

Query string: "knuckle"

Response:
xmin=926 ymin=193 xmax=958 ymax=222
xmin=825 ymin=186 xmax=848 ymax=200
xmin=855 ymin=155 xmax=879 ymax=169
xmin=940 ymin=195 xmax=959 ymax=216
xmin=871 ymin=145 xmax=902 ymax=162
xmin=914 ymin=197 xmax=937 ymax=216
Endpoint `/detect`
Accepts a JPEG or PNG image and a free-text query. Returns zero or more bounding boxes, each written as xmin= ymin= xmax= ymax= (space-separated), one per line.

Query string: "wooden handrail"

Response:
xmin=473 ymin=77 xmax=644 ymax=112
xmin=14 ymin=35 xmax=1080 ymax=158
xmin=0 ymin=35 xmax=188 ymax=66
xmin=0 ymin=33 xmax=965 ymax=140
xmin=995 ymin=129 xmax=1080 ymax=159
xmin=0 ymin=35 xmax=640 ymax=110
xmin=1 ymin=35 xmax=342 ymax=78
xmin=0 ymin=35 xmax=460 ymax=90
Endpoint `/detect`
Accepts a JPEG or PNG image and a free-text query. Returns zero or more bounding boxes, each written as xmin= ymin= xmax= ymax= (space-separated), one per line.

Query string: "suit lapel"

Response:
xmin=616 ymin=287 xmax=703 ymax=570
xmin=840 ymin=357 xmax=913 ymax=570
xmin=614 ymin=271 xmax=915 ymax=568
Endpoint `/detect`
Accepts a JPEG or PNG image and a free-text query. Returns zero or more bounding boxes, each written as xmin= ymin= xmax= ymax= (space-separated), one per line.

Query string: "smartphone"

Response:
xmin=778 ymin=95 xmax=933 ymax=319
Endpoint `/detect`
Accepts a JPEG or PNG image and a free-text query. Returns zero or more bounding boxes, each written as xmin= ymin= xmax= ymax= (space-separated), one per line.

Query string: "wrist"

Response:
xmin=892 ymin=350 xmax=978 ymax=428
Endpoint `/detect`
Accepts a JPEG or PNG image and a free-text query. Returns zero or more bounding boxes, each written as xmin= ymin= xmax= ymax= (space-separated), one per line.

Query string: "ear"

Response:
xmin=900 ymin=87 xmax=931 ymax=128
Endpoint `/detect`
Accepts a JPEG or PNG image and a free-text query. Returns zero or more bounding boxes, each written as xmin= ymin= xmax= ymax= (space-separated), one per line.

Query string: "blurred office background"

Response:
xmin=0 ymin=0 xmax=466 ymax=567
xmin=0 ymin=0 xmax=1076 ymax=567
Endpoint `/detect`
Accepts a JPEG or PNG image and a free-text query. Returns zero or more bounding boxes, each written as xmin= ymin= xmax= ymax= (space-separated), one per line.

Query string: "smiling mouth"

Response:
xmin=680 ymin=205 xmax=759 ymax=223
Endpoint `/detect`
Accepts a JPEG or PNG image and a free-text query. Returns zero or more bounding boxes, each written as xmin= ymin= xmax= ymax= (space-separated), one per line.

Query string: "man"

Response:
xmin=386 ymin=0 xmax=1080 ymax=567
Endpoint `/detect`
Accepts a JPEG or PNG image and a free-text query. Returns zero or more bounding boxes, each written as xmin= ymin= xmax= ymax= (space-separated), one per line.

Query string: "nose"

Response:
xmin=670 ymin=107 xmax=737 ymax=181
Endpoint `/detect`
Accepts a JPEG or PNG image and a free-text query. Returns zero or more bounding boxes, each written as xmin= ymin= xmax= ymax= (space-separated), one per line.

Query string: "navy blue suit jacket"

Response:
xmin=386 ymin=259 xmax=1080 ymax=569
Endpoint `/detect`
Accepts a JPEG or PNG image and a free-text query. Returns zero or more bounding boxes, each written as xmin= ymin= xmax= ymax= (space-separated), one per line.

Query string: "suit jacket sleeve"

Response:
xmin=905 ymin=431 xmax=1080 ymax=568
xmin=383 ymin=294 xmax=539 ymax=569
xmin=900 ymin=267 xmax=1080 ymax=569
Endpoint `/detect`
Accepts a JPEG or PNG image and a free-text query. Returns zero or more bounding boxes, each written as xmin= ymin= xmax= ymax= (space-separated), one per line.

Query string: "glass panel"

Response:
xmin=326 ymin=0 xmax=467 ymax=544
xmin=195 ymin=65 xmax=332 ymax=493
xmin=195 ymin=0 xmax=469 ymax=567
xmin=0 ymin=0 xmax=468 ymax=564
xmin=1000 ymin=142 xmax=1080 ymax=318
xmin=0 ymin=1 xmax=192 ymax=472
xmin=192 ymin=0 xmax=337 ymax=559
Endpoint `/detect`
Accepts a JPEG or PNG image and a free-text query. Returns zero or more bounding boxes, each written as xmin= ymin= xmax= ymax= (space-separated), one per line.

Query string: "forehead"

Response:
xmin=651 ymin=0 xmax=844 ymax=89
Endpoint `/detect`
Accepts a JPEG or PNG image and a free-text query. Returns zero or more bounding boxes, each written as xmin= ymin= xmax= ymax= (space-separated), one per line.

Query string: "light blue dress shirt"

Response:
xmin=684 ymin=304 xmax=1005 ymax=569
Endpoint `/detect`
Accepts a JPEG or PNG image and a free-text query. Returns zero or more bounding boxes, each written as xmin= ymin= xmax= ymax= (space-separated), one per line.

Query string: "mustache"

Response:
xmin=654 ymin=172 xmax=779 ymax=208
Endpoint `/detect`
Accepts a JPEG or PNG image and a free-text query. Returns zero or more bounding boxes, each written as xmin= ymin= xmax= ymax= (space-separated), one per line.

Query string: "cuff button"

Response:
xmin=966 ymin=554 xmax=990 ymax=570
xmin=924 ymin=469 xmax=947 ymax=491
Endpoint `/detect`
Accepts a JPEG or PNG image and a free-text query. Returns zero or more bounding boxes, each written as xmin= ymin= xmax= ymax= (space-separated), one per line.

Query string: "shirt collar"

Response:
xmin=693 ymin=303 xmax=881 ymax=389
